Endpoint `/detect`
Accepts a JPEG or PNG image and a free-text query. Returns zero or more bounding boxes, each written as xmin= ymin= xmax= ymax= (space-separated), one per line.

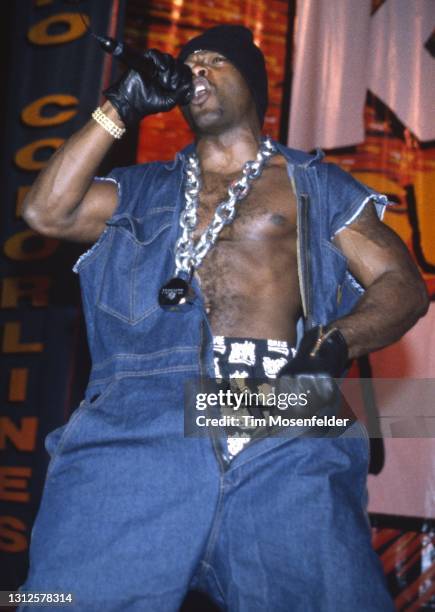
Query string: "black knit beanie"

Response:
xmin=178 ymin=25 xmax=268 ymax=126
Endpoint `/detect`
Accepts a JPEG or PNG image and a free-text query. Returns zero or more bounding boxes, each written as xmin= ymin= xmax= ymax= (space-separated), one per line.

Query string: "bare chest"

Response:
xmin=193 ymin=163 xmax=297 ymax=243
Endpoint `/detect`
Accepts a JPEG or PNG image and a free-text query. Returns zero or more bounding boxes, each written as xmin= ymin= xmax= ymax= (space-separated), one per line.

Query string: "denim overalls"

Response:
xmin=20 ymin=142 xmax=395 ymax=611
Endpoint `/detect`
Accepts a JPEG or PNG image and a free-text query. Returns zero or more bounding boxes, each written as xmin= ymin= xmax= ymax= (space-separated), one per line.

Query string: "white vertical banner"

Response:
xmin=288 ymin=0 xmax=371 ymax=151
xmin=288 ymin=0 xmax=435 ymax=151
xmin=367 ymin=304 xmax=435 ymax=519
xmin=286 ymin=0 xmax=435 ymax=523
xmin=367 ymin=0 xmax=435 ymax=142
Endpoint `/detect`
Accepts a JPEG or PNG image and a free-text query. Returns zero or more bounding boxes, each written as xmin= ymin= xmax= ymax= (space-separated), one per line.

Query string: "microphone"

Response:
xmin=95 ymin=34 xmax=193 ymax=104
xmin=95 ymin=35 xmax=157 ymax=79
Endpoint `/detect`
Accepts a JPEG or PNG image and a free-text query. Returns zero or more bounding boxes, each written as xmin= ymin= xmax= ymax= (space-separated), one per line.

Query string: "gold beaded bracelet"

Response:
xmin=91 ymin=107 xmax=126 ymax=139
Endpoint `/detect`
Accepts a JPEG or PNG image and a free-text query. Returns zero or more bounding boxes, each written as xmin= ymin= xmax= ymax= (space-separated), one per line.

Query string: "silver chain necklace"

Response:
xmin=175 ymin=136 xmax=276 ymax=275
xmin=158 ymin=136 xmax=277 ymax=309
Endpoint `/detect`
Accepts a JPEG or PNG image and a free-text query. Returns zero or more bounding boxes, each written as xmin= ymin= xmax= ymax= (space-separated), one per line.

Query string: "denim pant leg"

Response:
xmin=18 ymin=375 xmax=221 ymax=612
xmin=195 ymin=422 xmax=395 ymax=612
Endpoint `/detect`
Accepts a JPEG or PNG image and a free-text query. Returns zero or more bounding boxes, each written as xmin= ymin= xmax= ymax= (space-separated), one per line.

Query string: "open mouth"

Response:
xmin=191 ymin=76 xmax=212 ymax=105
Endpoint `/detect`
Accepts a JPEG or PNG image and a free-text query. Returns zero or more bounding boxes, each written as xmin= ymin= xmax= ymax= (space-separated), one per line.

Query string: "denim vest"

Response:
xmin=73 ymin=141 xmax=387 ymax=399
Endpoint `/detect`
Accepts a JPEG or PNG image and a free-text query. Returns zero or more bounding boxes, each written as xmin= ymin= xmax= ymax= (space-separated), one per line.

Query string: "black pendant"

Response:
xmin=159 ymin=277 xmax=192 ymax=309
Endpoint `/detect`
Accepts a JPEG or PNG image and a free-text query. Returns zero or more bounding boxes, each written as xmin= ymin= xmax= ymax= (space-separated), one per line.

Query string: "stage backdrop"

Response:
xmin=2 ymin=0 xmax=434 ymax=609
xmin=0 ymin=0 xmax=125 ymax=593
xmin=124 ymin=0 xmax=292 ymax=162
xmin=289 ymin=0 xmax=435 ymax=609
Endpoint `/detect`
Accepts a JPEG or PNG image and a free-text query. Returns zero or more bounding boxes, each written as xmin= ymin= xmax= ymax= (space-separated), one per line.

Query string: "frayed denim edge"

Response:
xmin=72 ymin=176 xmax=120 ymax=274
xmin=332 ymin=193 xmax=389 ymax=239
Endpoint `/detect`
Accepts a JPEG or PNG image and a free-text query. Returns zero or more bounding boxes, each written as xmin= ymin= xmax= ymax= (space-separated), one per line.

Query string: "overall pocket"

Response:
xmin=44 ymin=378 xmax=119 ymax=475
xmin=97 ymin=209 xmax=174 ymax=324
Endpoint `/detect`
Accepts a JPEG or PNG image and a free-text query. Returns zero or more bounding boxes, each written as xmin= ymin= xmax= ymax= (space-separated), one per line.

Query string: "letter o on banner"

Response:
xmin=4 ymin=231 xmax=60 ymax=261
xmin=22 ymin=95 xmax=79 ymax=127
xmin=28 ymin=12 xmax=89 ymax=45
xmin=15 ymin=138 xmax=64 ymax=171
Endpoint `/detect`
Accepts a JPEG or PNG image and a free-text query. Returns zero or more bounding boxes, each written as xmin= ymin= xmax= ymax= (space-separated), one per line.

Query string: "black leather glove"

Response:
xmin=280 ymin=325 xmax=349 ymax=379
xmin=276 ymin=326 xmax=349 ymax=418
xmin=103 ymin=49 xmax=193 ymax=126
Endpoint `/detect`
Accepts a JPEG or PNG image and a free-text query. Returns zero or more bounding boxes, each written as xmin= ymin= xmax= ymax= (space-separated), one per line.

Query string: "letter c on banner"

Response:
xmin=28 ymin=13 xmax=88 ymax=45
xmin=15 ymin=139 xmax=64 ymax=171
xmin=22 ymin=95 xmax=79 ymax=127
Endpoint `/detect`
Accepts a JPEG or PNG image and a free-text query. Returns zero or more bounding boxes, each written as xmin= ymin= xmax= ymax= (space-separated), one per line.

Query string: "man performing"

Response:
xmin=19 ymin=25 xmax=428 ymax=611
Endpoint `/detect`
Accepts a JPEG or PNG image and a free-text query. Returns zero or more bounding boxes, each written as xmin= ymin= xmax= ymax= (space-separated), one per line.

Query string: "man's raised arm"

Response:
xmin=23 ymin=50 xmax=192 ymax=244
xmin=23 ymin=100 xmax=124 ymax=243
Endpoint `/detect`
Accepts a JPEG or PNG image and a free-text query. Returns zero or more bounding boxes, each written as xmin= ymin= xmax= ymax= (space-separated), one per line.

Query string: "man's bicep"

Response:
xmin=61 ymin=179 xmax=118 ymax=243
xmin=332 ymin=201 xmax=419 ymax=288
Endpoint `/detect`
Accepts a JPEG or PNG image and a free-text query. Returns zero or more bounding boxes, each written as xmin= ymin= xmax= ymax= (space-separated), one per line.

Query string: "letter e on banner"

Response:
xmin=0 ymin=467 xmax=32 ymax=503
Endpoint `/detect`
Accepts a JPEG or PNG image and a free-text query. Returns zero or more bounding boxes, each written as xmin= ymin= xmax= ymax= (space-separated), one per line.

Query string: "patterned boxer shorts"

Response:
xmin=213 ymin=336 xmax=297 ymax=458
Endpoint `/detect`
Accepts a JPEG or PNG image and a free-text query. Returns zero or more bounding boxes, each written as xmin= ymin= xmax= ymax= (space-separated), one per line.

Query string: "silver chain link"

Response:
xmin=174 ymin=137 xmax=277 ymax=275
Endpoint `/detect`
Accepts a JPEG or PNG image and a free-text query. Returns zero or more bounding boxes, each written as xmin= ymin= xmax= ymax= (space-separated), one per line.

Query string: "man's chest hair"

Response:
xmin=195 ymin=164 xmax=297 ymax=241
